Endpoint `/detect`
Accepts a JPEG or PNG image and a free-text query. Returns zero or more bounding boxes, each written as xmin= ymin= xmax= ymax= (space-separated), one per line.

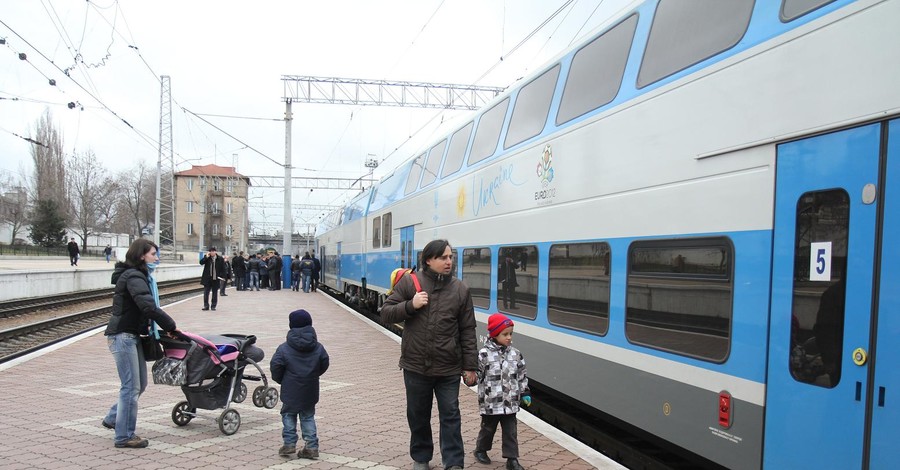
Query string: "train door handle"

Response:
xmin=856 ymin=382 xmax=862 ymax=401
xmin=878 ymin=386 xmax=886 ymax=407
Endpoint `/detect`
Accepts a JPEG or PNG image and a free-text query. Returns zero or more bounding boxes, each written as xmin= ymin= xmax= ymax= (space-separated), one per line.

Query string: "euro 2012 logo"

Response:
xmin=536 ymin=144 xmax=554 ymax=187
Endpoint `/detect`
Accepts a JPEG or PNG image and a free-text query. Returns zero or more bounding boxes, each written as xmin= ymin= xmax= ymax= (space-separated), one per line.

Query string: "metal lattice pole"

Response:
xmin=155 ymin=75 xmax=176 ymax=256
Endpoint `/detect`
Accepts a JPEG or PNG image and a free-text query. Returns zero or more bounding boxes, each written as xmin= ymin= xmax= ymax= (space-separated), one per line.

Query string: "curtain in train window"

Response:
xmin=789 ymin=190 xmax=848 ymax=388
xmin=626 ymin=238 xmax=733 ymax=362
xmin=548 ymin=243 xmax=611 ymax=335
xmin=462 ymin=247 xmax=492 ymax=310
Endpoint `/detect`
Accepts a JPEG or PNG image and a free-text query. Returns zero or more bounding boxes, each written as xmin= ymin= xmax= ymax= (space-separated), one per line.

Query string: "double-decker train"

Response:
xmin=315 ymin=0 xmax=900 ymax=468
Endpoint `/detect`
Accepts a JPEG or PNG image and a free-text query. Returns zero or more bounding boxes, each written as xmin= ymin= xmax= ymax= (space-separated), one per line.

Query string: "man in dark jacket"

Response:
xmin=271 ymin=309 xmax=329 ymax=459
xmin=381 ymin=239 xmax=477 ymax=470
xmin=311 ymin=253 xmax=321 ymax=292
xmin=67 ymin=237 xmax=80 ymax=266
xmin=232 ymin=251 xmax=247 ymax=291
xmin=200 ymin=246 xmax=226 ymax=311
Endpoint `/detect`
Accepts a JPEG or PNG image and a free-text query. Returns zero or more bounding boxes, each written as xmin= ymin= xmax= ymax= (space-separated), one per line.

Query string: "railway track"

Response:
xmin=0 ymin=279 xmax=203 ymax=364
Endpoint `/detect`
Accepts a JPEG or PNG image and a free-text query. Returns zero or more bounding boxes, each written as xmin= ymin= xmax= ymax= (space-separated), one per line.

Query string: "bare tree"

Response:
xmin=118 ymin=160 xmax=157 ymax=238
xmin=67 ymin=149 xmax=116 ymax=249
xmin=30 ymin=110 xmax=67 ymax=215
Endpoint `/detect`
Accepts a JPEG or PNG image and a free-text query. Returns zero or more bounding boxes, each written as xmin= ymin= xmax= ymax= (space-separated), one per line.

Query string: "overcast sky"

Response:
xmin=1 ymin=0 xmax=633 ymax=231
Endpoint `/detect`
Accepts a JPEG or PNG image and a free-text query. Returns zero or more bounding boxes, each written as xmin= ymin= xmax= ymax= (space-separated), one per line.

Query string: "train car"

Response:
xmin=315 ymin=1 xmax=900 ymax=468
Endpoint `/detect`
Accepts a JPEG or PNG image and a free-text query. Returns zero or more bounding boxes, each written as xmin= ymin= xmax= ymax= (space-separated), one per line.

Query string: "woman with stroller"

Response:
xmin=102 ymin=239 xmax=180 ymax=449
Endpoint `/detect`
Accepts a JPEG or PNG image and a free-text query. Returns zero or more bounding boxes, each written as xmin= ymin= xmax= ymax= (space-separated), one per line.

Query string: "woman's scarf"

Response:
xmin=147 ymin=261 xmax=161 ymax=339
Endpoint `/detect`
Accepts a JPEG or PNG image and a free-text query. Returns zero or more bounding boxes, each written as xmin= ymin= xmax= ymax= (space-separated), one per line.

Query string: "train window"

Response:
xmin=419 ymin=139 xmax=447 ymax=189
xmin=637 ymin=0 xmax=753 ymax=89
xmin=468 ymin=98 xmax=510 ymax=166
xmin=504 ymin=65 xmax=560 ymax=149
xmin=498 ymin=246 xmax=538 ymax=320
xmin=404 ymin=153 xmax=426 ymax=195
xmin=781 ymin=0 xmax=836 ymax=22
xmin=789 ymin=190 xmax=848 ymax=388
xmin=372 ymin=216 xmax=381 ymax=249
xmin=462 ymin=247 xmax=492 ymax=310
xmin=451 ymin=248 xmax=458 ymax=278
xmin=548 ymin=243 xmax=611 ymax=336
xmin=441 ymin=122 xmax=474 ymax=178
xmin=557 ymin=14 xmax=637 ymax=126
xmin=626 ymin=238 xmax=733 ymax=362
xmin=382 ymin=213 xmax=392 ymax=248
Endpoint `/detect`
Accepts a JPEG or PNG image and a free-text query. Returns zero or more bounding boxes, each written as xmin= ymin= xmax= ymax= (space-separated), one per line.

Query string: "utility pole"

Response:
xmin=155 ymin=75 xmax=175 ymax=257
xmin=282 ymin=100 xmax=293 ymax=286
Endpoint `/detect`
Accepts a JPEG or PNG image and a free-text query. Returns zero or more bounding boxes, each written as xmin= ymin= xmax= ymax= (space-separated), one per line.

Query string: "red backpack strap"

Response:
xmin=410 ymin=273 xmax=422 ymax=293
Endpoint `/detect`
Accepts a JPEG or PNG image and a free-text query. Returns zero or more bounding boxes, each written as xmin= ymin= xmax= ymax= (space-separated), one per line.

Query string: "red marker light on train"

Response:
xmin=718 ymin=391 xmax=732 ymax=429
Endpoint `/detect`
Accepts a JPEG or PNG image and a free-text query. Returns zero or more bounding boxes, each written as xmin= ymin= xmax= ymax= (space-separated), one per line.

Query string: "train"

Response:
xmin=315 ymin=0 xmax=900 ymax=468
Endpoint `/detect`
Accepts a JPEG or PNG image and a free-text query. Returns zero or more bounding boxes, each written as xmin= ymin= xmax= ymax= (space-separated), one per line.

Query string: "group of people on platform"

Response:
xmin=105 ymin=238 xmax=530 ymax=469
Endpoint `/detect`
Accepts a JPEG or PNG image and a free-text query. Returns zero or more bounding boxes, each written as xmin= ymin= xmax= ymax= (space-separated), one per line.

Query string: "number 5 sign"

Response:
xmin=809 ymin=242 xmax=832 ymax=281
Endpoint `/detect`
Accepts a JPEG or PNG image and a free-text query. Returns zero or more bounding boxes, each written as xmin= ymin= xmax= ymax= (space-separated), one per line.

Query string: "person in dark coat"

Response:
xmin=232 ymin=251 xmax=247 ymax=291
xmin=103 ymin=238 xmax=179 ymax=449
xmin=299 ymin=253 xmax=315 ymax=293
xmin=270 ymin=309 xmax=330 ymax=460
xmin=311 ymin=253 xmax=321 ymax=292
xmin=67 ymin=237 xmax=81 ymax=266
xmin=199 ymin=246 xmax=226 ymax=311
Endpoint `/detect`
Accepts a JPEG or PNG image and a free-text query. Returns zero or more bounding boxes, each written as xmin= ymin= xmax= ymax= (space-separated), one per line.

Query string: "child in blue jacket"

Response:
xmin=271 ymin=309 xmax=330 ymax=459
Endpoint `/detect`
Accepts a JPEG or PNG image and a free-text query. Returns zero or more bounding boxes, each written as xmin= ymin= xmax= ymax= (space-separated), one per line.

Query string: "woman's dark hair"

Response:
xmin=421 ymin=239 xmax=451 ymax=265
xmin=124 ymin=239 xmax=158 ymax=271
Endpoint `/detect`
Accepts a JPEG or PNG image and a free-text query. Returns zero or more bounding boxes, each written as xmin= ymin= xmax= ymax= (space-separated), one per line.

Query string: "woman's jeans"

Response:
xmin=403 ymin=370 xmax=464 ymax=466
xmin=281 ymin=408 xmax=318 ymax=449
xmin=104 ymin=333 xmax=147 ymax=445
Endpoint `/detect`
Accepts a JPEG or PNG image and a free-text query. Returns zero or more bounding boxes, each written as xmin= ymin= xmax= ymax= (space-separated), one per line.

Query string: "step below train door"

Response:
xmin=765 ymin=123 xmax=885 ymax=468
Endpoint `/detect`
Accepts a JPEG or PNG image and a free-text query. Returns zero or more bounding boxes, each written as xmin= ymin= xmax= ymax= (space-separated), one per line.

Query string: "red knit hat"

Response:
xmin=487 ymin=313 xmax=514 ymax=337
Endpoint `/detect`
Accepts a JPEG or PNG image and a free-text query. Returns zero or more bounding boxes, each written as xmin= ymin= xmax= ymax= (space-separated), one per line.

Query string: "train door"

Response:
xmin=400 ymin=226 xmax=415 ymax=268
xmin=765 ymin=122 xmax=899 ymax=468
xmin=335 ymin=242 xmax=342 ymax=291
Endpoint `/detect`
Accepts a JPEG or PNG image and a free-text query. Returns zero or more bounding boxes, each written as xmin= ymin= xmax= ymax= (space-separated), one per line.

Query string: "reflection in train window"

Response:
xmin=404 ymin=154 xmax=425 ymax=195
xmin=382 ymin=213 xmax=392 ymax=248
xmin=548 ymin=243 xmax=610 ymax=335
xmin=505 ymin=65 xmax=559 ymax=149
xmin=789 ymin=190 xmax=848 ymax=388
xmin=372 ymin=216 xmax=381 ymax=249
xmin=468 ymin=98 xmax=510 ymax=166
xmin=419 ymin=139 xmax=447 ymax=189
xmin=626 ymin=238 xmax=733 ymax=362
xmin=498 ymin=245 xmax=538 ymax=320
xmin=462 ymin=247 xmax=492 ymax=310
xmin=451 ymin=248 xmax=458 ymax=278
xmin=441 ymin=122 xmax=474 ymax=178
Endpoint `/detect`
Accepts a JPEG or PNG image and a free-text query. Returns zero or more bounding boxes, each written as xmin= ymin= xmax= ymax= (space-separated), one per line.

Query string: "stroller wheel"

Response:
xmin=252 ymin=386 xmax=265 ymax=407
xmin=218 ymin=409 xmax=241 ymax=435
xmin=233 ymin=382 xmax=248 ymax=403
xmin=172 ymin=401 xmax=195 ymax=426
xmin=263 ymin=387 xmax=280 ymax=409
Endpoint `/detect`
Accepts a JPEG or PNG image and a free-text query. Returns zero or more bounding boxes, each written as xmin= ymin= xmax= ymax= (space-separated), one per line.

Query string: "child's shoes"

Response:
xmin=297 ymin=446 xmax=319 ymax=459
xmin=278 ymin=445 xmax=295 ymax=457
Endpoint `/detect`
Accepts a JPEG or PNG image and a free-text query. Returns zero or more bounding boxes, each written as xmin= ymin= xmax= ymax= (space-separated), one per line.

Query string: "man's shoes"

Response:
xmin=202 ymin=307 xmax=209 ymax=311
xmin=114 ymin=436 xmax=149 ymax=448
xmin=211 ymin=307 xmax=216 ymax=311
xmin=101 ymin=419 xmax=114 ymax=430
xmin=473 ymin=450 xmax=491 ymax=464
xmin=278 ymin=445 xmax=295 ymax=457
xmin=506 ymin=458 xmax=525 ymax=470
xmin=446 ymin=466 xmax=463 ymax=470
xmin=297 ymin=447 xmax=319 ymax=459
xmin=412 ymin=462 xmax=430 ymax=470
xmin=221 ymin=293 xmax=227 ymax=296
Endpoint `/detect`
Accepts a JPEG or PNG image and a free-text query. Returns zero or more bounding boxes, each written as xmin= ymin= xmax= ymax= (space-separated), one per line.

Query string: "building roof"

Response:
xmin=175 ymin=164 xmax=248 ymax=180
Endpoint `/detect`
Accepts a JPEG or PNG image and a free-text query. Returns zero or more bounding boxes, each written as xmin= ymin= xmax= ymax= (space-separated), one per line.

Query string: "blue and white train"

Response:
xmin=315 ymin=1 xmax=900 ymax=468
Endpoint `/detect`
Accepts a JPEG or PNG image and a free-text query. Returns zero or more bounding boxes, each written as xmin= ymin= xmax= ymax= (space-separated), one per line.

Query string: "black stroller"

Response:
xmin=153 ymin=332 xmax=279 ymax=435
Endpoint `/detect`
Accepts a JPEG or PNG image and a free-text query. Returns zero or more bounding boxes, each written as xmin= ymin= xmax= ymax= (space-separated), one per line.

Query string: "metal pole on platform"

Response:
xmin=282 ymin=100 xmax=293 ymax=286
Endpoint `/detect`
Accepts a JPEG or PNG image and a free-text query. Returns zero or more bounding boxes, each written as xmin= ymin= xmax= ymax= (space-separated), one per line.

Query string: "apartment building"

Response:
xmin=174 ymin=164 xmax=250 ymax=254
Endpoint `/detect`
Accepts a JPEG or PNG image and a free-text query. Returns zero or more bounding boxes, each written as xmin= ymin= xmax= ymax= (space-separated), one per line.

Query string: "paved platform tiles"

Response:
xmin=0 ymin=285 xmax=624 ymax=469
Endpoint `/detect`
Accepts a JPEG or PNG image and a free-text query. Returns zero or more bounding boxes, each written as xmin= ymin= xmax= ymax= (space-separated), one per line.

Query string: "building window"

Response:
xmin=548 ymin=242 xmax=611 ymax=335
xmin=186 ymin=201 xmax=194 ymax=213
xmin=226 ymin=202 xmax=233 ymax=214
xmin=226 ymin=179 xmax=235 ymax=193
xmin=226 ymin=224 xmax=233 ymax=237
xmin=187 ymin=223 xmax=193 ymax=235
xmin=212 ymin=224 xmax=219 ymax=236
xmin=626 ymin=237 xmax=733 ymax=362
xmin=186 ymin=179 xmax=194 ymax=190
xmin=462 ymin=247 xmax=492 ymax=310
xmin=213 ymin=179 xmax=222 ymax=191
xmin=211 ymin=202 xmax=219 ymax=214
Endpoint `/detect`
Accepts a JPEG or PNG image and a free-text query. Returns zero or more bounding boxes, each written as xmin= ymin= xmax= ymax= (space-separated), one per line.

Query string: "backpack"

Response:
xmin=388 ymin=268 xmax=420 ymax=294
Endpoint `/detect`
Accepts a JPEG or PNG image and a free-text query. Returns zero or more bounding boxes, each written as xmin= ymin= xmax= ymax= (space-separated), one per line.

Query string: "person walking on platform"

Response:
xmin=104 ymin=244 xmax=113 ymax=263
xmin=67 ymin=237 xmax=80 ymax=266
xmin=311 ymin=252 xmax=321 ymax=292
xmin=232 ymin=251 xmax=247 ymax=291
xmin=271 ymin=309 xmax=330 ymax=460
xmin=300 ymin=252 xmax=315 ymax=293
xmin=200 ymin=246 xmax=225 ymax=311
xmin=472 ymin=314 xmax=530 ymax=470
xmin=102 ymin=238 xmax=179 ymax=449
xmin=248 ymin=254 xmax=262 ymax=291
xmin=220 ymin=255 xmax=232 ymax=296
xmin=381 ymin=239 xmax=478 ymax=470
xmin=291 ymin=255 xmax=302 ymax=291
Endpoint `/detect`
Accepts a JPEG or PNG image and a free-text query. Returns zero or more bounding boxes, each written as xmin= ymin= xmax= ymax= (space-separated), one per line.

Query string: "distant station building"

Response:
xmin=174 ymin=164 xmax=250 ymax=254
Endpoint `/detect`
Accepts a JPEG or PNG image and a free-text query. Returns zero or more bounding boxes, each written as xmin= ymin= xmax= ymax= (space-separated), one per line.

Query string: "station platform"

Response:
xmin=0 ymin=281 xmax=624 ymax=469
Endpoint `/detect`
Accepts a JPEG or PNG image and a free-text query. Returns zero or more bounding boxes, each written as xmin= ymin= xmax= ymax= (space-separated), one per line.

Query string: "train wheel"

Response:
xmin=233 ymin=382 xmax=247 ymax=403
xmin=252 ymin=385 xmax=266 ymax=407
xmin=172 ymin=401 xmax=194 ymax=426
xmin=263 ymin=387 xmax=280 ymax=409
xmin=218 ymin=409 xmax=240 ymax=435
